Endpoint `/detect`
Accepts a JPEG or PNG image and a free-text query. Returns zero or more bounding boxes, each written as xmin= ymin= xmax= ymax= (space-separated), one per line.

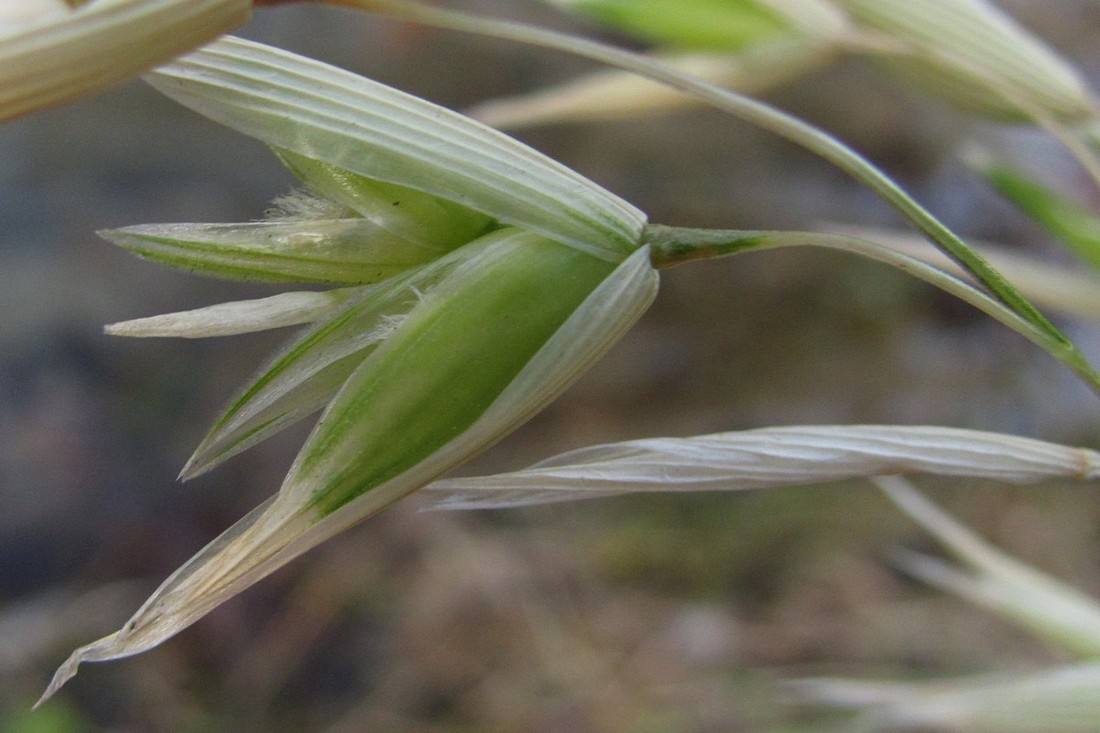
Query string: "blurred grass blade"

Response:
xmin=145 ymin=36 xmax=646 ymax=260
xmin=425 ymin=425 xmax=1100 ymax=509
xmin=548 ymin=0 xmax=796 ymax=51
xmin=468 ymin=44 xmax=833 ymax=128
xmin=791 ymin=662 xmax=1100 ymax=732
xmin=977 ymin=161 xmax=1100 ymax=271
xmin=0 ymin=0 xmax=250 ymax=122
xmin=104 ymin=289 xmax=358 ymax=339
xmin=549 ymin=0 xmax=848 ymax=48
xmin=877 ymin=476 xmax=1100 ymax=657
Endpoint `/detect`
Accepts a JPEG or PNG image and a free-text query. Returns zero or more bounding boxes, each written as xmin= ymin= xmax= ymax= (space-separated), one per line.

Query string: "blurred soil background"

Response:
xmin=4 ymin=1 xmax=1100 ymax=730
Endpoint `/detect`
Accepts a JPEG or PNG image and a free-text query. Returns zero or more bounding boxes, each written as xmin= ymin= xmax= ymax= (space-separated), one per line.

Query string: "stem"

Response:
xmin=644 ymin=224 xmax=1100 ymax=392
xmin=322 ymin=0 xmax=1064 ymax=346
xmin=644 ymin=224 xmax=770 ymax=267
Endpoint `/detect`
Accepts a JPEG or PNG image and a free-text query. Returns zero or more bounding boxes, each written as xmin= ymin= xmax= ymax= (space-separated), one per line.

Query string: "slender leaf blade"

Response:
xmin=555 ymin=0 xmax=793 ymax=51
xmin=980 ymin=162 xmax=1100 ymax=271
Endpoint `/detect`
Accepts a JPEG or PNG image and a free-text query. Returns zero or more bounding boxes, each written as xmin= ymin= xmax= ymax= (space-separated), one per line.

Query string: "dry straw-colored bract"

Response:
xmin=0 ymin=0 xmax=250 ymax=121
